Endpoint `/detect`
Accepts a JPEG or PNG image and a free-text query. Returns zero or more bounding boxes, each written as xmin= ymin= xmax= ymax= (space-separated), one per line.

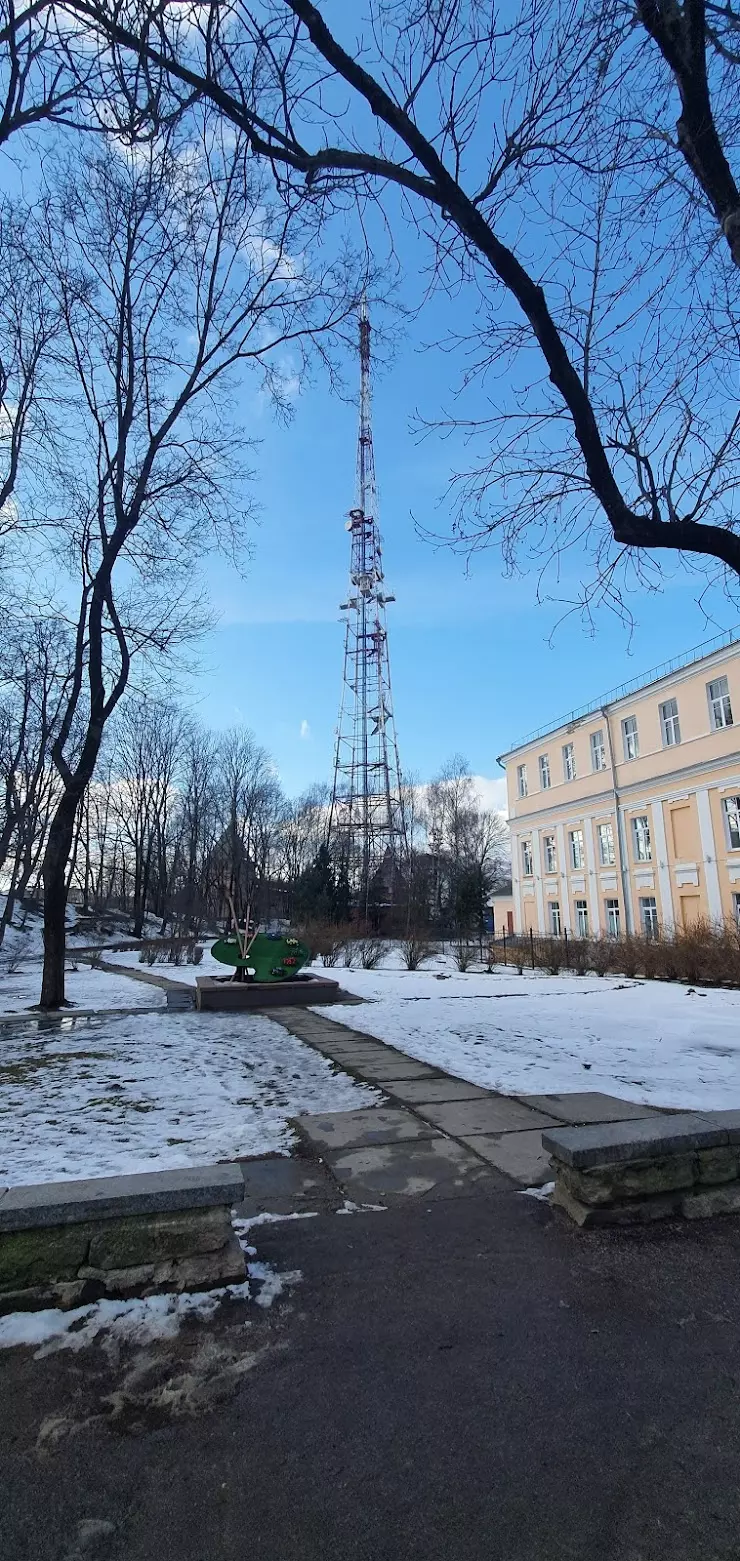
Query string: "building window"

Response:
xmin=708 ymin=676 xmax=733 ymax=731
xmin=539 ymin=753 xmax=551 ymax=789
xmin=575 ymin=898 xmax=589 ymax=936
xmin=622 ymin=715 xmax=639 ymax=760
xmin=544 ymin=834 xmax=557 ymax=873
xmin=659 ymin=697 xmax=681 ymax=747
xmin=723 ymin=796 xmax=740 ymax=851
xmin=590 ymin=729 xmax=606 ymax=772
xmin=549 ymin=901 xmax=561 ymax=935
xmin=734 ymin=893 xmax=740 ymax=929
xmin=521 ymin=839 xmax=534 ymax=876
xmin=640 ymin=896 xmax=659 ymax=938
xmin=605 ymin=898 xmax=621 ymax=937
xmin=562 ymin=742 xmax=576 ymax=782
xmin=570 ymin=828 xmax=585 ymax=869
xmin=517 ymin=763 xmax=528 ymax=799
xmin=632 ymin=815 xmax=652 ymax=862
xmin=597 ymin=821 xmax=615 ymax=866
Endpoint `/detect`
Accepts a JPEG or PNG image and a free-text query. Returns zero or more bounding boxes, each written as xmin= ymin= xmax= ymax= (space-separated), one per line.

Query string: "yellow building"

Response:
xmin=498 ymin=631 xmax=740 ymax=937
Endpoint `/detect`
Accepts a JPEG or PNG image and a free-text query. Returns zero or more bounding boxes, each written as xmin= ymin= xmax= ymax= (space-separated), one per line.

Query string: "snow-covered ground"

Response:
xmin=0 ymin=901 xmax=168 ymax=1014
xmin=0 ymin=1009 xmax=379 ymax=1186
xmin=310 ymin=953 xmax=740 ymax=1111
xmin=0 ymin=961 xmax=166 ymax=1015
xmin=111 ymin=945 xmax=225 ymax=984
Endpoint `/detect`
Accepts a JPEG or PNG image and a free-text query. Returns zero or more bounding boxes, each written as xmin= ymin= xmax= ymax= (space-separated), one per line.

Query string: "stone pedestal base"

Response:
xmin=195 ymin=974 xmax=341 ymax=1011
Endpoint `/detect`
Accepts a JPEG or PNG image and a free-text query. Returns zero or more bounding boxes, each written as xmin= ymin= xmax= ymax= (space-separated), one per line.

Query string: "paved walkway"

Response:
xmin=263 ymin=1004 xmax=658 ymax=1201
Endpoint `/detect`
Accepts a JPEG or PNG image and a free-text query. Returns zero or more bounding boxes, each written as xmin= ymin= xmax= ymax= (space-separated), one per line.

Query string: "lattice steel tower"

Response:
xmin=327 ymin=300 xmax=405 ymax=917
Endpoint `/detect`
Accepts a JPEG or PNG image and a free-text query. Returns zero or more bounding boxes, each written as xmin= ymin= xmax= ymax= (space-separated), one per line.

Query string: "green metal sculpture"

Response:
xmin=211 ymin=929 xmax=311 ymax=984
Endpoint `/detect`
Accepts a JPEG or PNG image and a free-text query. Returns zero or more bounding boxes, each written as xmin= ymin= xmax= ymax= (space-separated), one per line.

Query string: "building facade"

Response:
xmin=498 ymin=633 xmax=740 ymax=937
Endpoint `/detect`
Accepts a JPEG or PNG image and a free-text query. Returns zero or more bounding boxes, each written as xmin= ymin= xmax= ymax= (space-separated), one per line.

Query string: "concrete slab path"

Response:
xmin=267 ymin=1004 xmax=666 ymax=1192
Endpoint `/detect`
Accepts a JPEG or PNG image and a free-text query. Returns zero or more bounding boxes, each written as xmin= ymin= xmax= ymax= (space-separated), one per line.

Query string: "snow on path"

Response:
xmin=311 ymin=962 xmax=740 ymax=1111
xmin=0 ymin=1009 xmax=379 ymax=1186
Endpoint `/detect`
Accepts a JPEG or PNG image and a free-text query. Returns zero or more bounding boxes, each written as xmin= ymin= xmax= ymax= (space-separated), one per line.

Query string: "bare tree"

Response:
xmin=59 ymin=0 xmax=740 ymax=604
xmin=14 ymin=115 xmax=360 ymax=1007
xmin=0 ymin=615 xmax=70 ymax=944
xmin=423 ymin=755 xmax=509 ymax=935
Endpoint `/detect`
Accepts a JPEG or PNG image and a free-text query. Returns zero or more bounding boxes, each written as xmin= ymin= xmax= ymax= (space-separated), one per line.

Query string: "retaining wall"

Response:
xmin=0 ymin=1164 xmax=246 ymax=1313
xmin=544 ymin=1111 xmax=740 ymax=1226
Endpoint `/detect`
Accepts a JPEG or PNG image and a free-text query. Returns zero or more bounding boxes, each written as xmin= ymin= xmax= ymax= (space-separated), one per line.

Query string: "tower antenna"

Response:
xmin=327 ymin=299 xmax=406 ymax=924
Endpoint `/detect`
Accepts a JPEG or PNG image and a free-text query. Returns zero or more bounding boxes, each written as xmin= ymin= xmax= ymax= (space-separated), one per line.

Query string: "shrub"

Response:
xmin=453 ymin=942 xmax=475 ymax=972
xmin=569 ymin=937 xmax=591 ymax=975
xmin=320 ymin=939 xmax=345 ymax=967
xmin=356 ymin=936 xmax=386 ymax=970
xmin=618 ymin=937 xmax=640 ymax=979
xmin=295 ymin=920 xmax=350 ymax=967
xmin=588 ymin=936 xmax=614 ymax=976
xmin=400 ymin=933 xmax=434 ymax=971
xmin=139 ymin=945 xmax=159 ymax=965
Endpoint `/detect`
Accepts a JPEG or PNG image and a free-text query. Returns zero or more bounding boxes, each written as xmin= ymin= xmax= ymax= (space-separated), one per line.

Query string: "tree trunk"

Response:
xmin=40 ymin=790 xmax=80 ymax=1009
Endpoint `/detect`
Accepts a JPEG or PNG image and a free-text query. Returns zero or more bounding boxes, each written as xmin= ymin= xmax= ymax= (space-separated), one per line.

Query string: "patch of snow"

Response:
xmin=0 ymin=1254 xmax=303 ymax=1354
xmin=245 ymin=1261 xmax=303 ymax=1309
xmin=0 ymin=963 xmax=166 ymax=1016
xmin=0 ymin=1010 xmax=380 ymax=1185
xmin=311 ymin=963 xmax=740 ymax=1111
xmin=0 ymin=1285 xmax=251 ymax=1356
xmin=112 ymin=947 xmax=234 ymax=985
xmin=335 ymin=1199 xmax=388 ymax=1215
xmin=232 ymin=1211 xmax=319 ymax=1237
xmin=519 ymin=1182 xmax=555 ymax=1201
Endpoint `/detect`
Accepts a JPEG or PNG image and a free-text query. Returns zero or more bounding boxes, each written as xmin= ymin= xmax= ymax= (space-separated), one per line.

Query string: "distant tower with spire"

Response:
xmin=327 ymin=300 xmax=405 ymax=921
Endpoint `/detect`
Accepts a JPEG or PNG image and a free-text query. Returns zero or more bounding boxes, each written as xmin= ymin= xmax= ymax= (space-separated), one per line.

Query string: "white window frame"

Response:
xmin=549 ymin=901 xmax=562 ymax=935
xmin=723 ymin=796 xmax=740 ymax=851
xmin=562 ymin=742 xmax=576 ymax=782
xmin=622 ymin=715 xmax=639 ymax=761
xmin=708 ymin=676 xmax=733 ymax=731
xmin=521 ymin=839 xmax=534 ymax=876
xmin=734 ymin=892 xmax=740 ymax=929
xmin=640 ymin=896 xmax=659 ymax=938
xmin=517 ymin=763 xmax=528 ymax=799
xmin=539 ymin=753 xmax=551 ymax=790
xmin=597 ymin=822 xmax=615 ymax=867
xmin=590 ymin=729 xmax=606 ymax=772
xmin=544 ymin=834 xmax=557 ymax=874
xmin=605 ymin=898 xmax=621 ymax=937
xmin=659 ymin=697 xmax=681 ymax=748
xmin=632 ymin=815 xmax=652 ymax=862
xmin=575 ymin=898 xmax=589 ymax=936
xmin=569 ymin=829 xmax=585 ymax=870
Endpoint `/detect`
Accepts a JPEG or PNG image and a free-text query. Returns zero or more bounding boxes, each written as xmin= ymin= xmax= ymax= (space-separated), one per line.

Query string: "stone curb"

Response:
xmin=0 ymin=1163 xmax=245 ymax=1232
xmin=541 ymin=1112 xmax=740 ymax=1170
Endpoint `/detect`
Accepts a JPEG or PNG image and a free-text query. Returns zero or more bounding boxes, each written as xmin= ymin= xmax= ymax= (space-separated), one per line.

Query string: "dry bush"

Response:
xmin=356 ymin=936 xmax=386 ymax=970
xmin=139 ymin=945 xmax=159 ymax=965
xmin=588 ymin=936 xmax=615 ymax=976
xmin=568 ymin=937 xmax=591 ymax=975
xmin=453 ymin=941 xmax=476 ymax=972
xmin=296 ymin=921 xmax=350 ymax=967
xmin=618 ymin=937 xmax=640 ymax=979
xmin=400 ymin=933 xmax=434 ymax=971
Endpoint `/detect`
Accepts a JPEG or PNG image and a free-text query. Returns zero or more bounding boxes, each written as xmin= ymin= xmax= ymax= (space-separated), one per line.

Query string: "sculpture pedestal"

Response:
xmin=195 ymin=974 xmax=341 ymax=1011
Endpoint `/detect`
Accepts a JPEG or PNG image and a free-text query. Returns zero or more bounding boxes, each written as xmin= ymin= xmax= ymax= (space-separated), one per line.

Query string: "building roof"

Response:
xmin=497 ymin=625 xmax=740 ymax=763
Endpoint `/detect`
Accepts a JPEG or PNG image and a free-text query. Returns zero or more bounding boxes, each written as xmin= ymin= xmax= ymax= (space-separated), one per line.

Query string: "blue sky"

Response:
xmin=8 ymin=119 xmax=735 ymax=811
xmin=190 ymin=290 xmax=740 ymax=805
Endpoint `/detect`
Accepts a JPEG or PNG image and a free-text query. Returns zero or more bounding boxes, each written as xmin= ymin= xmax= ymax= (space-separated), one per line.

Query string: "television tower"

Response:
xmin=327 ymin=300 xmax=406 ymax=919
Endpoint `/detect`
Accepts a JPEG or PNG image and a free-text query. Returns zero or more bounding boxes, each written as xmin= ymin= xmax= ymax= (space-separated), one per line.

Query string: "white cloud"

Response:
xmin=470 ymin=774 xmax=508 ymax=817
xmin=299 ymin=719 xmax=311 ymax=740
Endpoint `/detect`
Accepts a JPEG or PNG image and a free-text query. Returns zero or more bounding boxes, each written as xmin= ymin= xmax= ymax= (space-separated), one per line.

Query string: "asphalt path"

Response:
xmin=3 ymin=1190 xmax=740 ymax=1561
